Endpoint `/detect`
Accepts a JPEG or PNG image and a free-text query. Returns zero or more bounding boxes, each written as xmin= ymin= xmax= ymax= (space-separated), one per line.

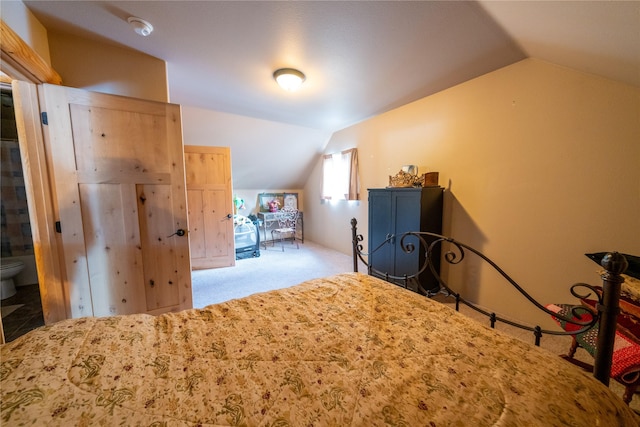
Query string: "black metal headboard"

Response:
xmin=350 ymin=217 xmax=628 ymax=387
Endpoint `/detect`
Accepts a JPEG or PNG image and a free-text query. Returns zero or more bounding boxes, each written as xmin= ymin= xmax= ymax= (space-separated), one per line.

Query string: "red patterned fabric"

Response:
xmin=583 ymin=293 xmax=640 ymax=340
xmin=547 ymin=303 xmax=640 ymax=379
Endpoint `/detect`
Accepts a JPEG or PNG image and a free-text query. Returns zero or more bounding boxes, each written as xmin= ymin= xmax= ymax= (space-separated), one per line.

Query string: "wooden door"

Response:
xmin=184 ymin=146 xmax=235 ymax=269
xmin=37 ymin=84 xmax=192 ymax=317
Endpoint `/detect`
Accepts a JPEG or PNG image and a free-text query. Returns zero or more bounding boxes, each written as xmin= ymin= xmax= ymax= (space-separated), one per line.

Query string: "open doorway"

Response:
xmin=1 ymin=86 xmax=45 ymax=342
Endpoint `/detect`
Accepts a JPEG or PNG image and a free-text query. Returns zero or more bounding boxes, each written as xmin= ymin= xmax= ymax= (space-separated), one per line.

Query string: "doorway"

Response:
xmin=1 ymin=86 xmax=45 ymax=342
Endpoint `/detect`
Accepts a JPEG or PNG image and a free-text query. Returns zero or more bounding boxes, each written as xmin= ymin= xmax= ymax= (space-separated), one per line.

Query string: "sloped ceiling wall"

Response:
xmin=181 ymin=106 xmax=332 ymax=190
xmin=12 ymin=0 xmax=640 ymax=191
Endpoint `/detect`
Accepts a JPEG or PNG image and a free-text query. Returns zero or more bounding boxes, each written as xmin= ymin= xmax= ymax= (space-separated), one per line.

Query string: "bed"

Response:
xmin=1 ymin=226 xmax=638 ymax=425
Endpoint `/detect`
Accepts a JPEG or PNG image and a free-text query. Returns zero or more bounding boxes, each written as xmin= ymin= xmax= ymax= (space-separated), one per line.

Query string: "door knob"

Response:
xmin=167 ymin=229 xmax=186 ymax=237
xmin=227 ymin=214 xmax=233 ymax=219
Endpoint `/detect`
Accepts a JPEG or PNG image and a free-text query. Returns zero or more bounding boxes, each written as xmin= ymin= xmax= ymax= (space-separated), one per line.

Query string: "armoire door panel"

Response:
xmin=368 ymin=190 xmax=394 ymax=276
xmin=393 ymin=191 xmax=422 ymax=277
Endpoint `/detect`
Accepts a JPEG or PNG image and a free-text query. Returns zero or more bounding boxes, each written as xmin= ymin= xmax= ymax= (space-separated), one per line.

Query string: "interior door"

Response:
xmin=184 ymin=146 xmax=235 ymax=269
xmin=37 ymin=84 xmax=192 ymax=318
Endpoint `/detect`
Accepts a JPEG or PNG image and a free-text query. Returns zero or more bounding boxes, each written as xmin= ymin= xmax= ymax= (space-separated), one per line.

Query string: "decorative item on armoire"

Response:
xmin=423 ymin=171 xmax=439 ymax=186
xmin=388 ymin=169 xmax=439 ymax=188
xmin=401 ymin=165 xmax=418 ymax=175
xmin=388 ymin=170 xmax=420 ymax=187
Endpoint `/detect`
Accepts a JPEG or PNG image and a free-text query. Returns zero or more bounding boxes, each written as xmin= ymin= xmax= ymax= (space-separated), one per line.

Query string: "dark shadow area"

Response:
xmin=1 ymin=284 xmax=44 ymax=342
xmin=441 ymin=181 xmax=487 ymax=302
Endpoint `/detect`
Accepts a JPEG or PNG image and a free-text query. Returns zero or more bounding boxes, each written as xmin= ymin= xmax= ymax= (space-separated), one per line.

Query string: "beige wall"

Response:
xmin=1 ymin=1 xmax=51 ymax=64
xmin=180 ymin=105 xmax=319 ymax=220
xmin=304 ymin=58 xmax=640 ymax=325
xmin=47 ymin=31 xmax=168 ymax=102
xmin=2 ymin=6 xmax=166 ymax=102
xmin=181 ymin=105 xmax=332 ymax=190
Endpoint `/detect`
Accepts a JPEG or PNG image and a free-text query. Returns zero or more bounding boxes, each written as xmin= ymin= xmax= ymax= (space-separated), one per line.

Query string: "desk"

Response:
xmin=258 ymin=211 xmax=304 ymax=248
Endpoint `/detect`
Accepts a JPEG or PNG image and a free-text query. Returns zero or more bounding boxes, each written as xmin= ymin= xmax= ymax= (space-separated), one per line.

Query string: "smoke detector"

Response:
xmin=128 ymin=17 xmax=154 ymax=37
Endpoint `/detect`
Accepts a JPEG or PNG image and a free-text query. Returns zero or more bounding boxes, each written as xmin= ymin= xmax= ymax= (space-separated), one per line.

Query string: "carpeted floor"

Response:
xmin=192 ymin=240 xmax=360 ymax=308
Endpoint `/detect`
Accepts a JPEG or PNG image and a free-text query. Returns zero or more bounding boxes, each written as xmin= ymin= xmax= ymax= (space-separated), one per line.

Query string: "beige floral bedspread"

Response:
xmin=1 ymin=273 xmax=638 ymax=426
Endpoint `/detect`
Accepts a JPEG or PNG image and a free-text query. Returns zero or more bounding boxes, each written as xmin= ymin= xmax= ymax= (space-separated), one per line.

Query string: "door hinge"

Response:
xmin=41 ymin=112 xmax=48 ymax=125
xmin=55 ymin=221 xmax=61 ymax=233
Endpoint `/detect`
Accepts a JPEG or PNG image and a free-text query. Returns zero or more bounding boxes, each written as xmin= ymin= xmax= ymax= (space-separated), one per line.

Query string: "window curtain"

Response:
xmin=322 ymin=148 xmax=360 ymax=201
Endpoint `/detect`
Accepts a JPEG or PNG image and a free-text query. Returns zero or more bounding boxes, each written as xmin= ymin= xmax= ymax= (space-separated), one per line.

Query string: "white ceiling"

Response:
xmin=21 ymin=1 xmax=639 ymax=134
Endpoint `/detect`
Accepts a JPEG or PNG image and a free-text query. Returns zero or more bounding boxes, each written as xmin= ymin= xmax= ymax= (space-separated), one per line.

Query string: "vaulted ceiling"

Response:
xmin=22 ymin=1 xmax=639 ymax=133
xmin=17 ymin=1 xmax=640 ymax=189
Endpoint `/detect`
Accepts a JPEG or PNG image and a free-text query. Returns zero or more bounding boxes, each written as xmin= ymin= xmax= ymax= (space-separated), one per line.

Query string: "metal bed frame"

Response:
xmin=350 ymin=218 xmax=628 ymax=388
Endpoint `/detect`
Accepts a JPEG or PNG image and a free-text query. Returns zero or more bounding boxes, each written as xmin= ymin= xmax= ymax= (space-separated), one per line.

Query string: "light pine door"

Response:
xmin=38 ymin=84 xmax=192 ymax=317
xmin=184 ymin=146 xmax=235 ymax=269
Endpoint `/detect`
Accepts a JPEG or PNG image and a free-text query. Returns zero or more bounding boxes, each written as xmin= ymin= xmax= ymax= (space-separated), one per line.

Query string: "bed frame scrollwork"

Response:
xmin=350 ymin=218 xmax=628 ymax=387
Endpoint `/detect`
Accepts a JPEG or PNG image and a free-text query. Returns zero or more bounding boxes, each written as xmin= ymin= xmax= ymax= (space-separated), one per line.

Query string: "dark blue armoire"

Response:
xmin=368 ymin=187 xmax=443 ymax=293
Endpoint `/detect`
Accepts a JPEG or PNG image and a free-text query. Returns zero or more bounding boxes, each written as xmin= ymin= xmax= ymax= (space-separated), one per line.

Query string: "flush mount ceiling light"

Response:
xmin=273 ymin=68 xmax=306 ymax=91
xmin=128 ymin=17 xmax=154 ymax=37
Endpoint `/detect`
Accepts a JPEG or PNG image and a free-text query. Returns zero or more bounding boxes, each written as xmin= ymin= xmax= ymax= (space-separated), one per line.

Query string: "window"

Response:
xmin=322 ymin=148 xmax=360 ymax=201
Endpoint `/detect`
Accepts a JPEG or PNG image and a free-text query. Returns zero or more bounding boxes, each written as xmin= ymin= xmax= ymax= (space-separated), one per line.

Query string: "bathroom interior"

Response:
xmin=1 ymin=86 xmax=45 ymax=343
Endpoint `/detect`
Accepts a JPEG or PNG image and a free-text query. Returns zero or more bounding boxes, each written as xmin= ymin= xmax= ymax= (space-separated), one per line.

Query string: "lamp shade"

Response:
xmin=273 ymin=68 xmax=305 ymax=91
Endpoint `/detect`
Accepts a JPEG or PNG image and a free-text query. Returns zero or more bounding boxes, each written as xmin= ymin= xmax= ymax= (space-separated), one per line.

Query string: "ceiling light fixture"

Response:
xmin=128 ymin=17 xmax=154 ymax=37
xmin=273 ymin=68 xmax=306 ymax=91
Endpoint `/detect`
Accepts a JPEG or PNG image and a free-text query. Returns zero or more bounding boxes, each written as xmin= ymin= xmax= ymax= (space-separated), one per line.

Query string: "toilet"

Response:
xmin=1 ymin=260 xmax=24 ymax=300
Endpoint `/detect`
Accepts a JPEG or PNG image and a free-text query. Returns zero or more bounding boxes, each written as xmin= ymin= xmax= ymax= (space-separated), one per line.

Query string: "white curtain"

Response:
xmin=322 ymin=148 xmax=360 ymax=200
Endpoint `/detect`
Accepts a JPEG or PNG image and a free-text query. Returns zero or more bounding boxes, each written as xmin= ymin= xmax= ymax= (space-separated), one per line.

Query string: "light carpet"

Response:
xmin=192 ymin=240 xmax=360 ymax=308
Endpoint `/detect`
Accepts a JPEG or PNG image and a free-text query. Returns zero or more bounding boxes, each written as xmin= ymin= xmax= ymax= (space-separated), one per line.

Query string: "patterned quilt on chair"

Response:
xmin=2 ymin=273 xmax=638 ymax=426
